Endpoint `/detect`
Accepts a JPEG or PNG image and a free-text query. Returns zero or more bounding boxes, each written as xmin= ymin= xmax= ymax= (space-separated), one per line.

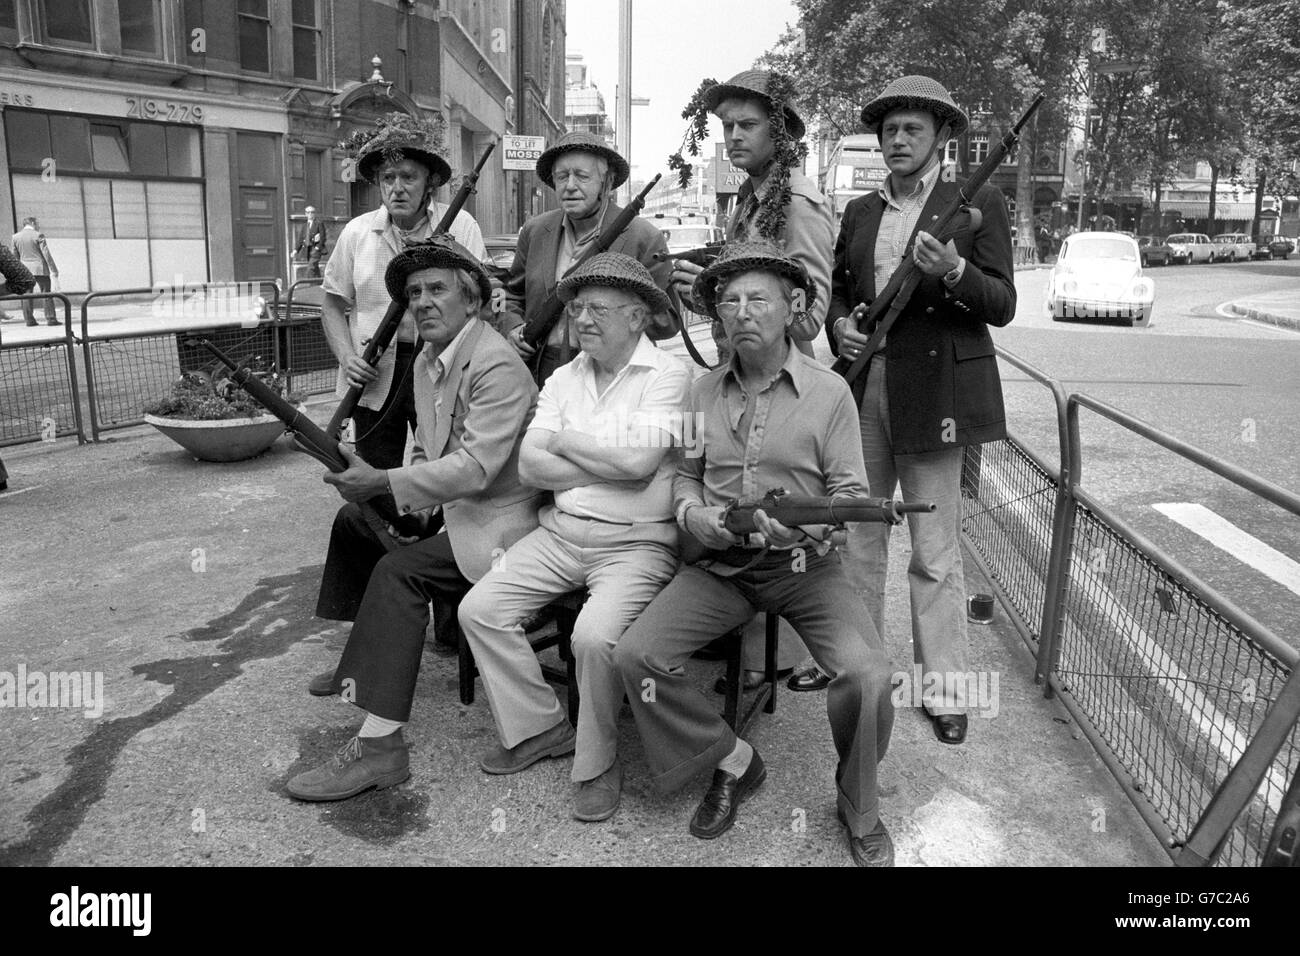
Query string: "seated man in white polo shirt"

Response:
xmin=458 ymin=252 xmax=690 ymax=823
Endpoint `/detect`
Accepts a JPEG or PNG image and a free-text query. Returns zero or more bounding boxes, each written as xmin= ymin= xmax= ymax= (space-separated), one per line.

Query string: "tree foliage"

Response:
xmin=760 ymin=0 xmax=1300 ymax=236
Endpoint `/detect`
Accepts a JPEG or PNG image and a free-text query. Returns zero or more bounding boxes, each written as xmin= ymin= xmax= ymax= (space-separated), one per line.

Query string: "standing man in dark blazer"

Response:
xmin=501 ymin=131 xmax=673 ymax=385
xmin=827 ymin=75 xmax=1016 ymax=746
xmin=294 ymin=205 xmax=329 ymax=278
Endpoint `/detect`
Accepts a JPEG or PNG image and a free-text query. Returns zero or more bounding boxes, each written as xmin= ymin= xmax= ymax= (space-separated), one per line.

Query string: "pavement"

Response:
xmin=1225 ymin=290 xmax=1300 ymax=331
xmin=0 ymin=384 xmax=1170 ymax=867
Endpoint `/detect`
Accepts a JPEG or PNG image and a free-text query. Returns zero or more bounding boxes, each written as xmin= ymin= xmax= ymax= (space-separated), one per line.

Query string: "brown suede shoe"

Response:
xmin=286 ymin=730 xmax=410 ymax=801
xmin=479 ymin=720 xmax=576 ymax=775
xmin=573 ymin=762 xmax=623 ymax=822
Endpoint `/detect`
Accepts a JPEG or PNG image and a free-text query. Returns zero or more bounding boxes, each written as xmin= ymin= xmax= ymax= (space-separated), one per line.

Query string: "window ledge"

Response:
xmin=18 ymin=42 xmax=190 ymax=84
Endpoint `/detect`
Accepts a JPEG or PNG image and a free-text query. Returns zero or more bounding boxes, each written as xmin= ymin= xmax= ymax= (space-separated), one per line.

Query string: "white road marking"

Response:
xmin=1153 ymin=502 xmax=1300 ymax=597
xmin=0 ymin=485 xmax=44 ymax=497
xmin=975 ymin=466 xmax=1286 ymax=813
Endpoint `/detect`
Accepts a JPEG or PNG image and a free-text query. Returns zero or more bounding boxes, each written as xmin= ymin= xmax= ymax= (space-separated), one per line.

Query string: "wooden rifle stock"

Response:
xmin=521 ymin=173 xmax=663 ymax=348
xmin=833 ymin=93 xmax=1044 ymax=385
xmin=326 ymin=141 xmax=497 ymax=438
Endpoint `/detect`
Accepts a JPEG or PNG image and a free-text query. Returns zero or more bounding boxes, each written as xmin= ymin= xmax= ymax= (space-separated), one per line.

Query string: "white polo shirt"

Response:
xmin=531 ymin=334 xmax=689 ymax=524
xmin=322 ymin=201 xmax=487 ymax=410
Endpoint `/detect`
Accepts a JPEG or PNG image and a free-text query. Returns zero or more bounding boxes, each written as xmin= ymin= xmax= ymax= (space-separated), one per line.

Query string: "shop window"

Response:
xmin=129 ymin=123 xmax=168 ymax=176
xmin=238 ymin=0 xmax=271 ymax=74
xmin=166 ymin=127 xmax=202 ymax=178
xmin=111 ymin=180 xmax=148 ymax=238
xmin=147 ymin=181 xmax=205 ymax=239
xmin=120 ymin=0 xmax=161 ymax=56
xmin=292 ymin=0 xmax=320 ymax=82
xmin=4 ymin=111 xmax=52 ymax=168
xmin=91 ymin=123 xmax=130 ymax=173
xmin=0 ymin=2 xmax=15 ymax=31
xmin=43 ymin=0 xmax=94 ymax=45
xmin=50 ymin=115 xmax=93 ymax=171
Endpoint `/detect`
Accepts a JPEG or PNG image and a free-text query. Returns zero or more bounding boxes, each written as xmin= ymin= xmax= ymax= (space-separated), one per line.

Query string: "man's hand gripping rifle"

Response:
xmin=725 ymin=487 xmax=936 ymax=548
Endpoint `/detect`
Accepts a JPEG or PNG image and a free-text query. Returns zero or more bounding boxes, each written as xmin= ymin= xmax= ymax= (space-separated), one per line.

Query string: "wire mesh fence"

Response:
xmin=960 ymin=438 xmax=1058 ymax=648
xmin=0 ymin=339 xmax=81 ymax=446
xmin=1054 ymin=504 xmax=1299 ymax=867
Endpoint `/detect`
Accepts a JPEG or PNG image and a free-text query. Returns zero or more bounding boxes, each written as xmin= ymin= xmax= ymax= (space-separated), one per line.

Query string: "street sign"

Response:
xmin=503 ymin=135 xmax=545 ymax=171
xmin=713 ymin=143 xmax=747 ymax=195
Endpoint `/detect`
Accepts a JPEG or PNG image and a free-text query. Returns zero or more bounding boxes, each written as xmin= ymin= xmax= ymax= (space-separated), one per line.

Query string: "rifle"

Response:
xmin=520 ymin=173 xmax=663 ymax=349
xmin=680 ymin=487 xmax=935 ymax=563
xmin=833 ymin=93 xmax=1044 ymax=386
xmin=652 ymin=240 xmax=725 ymax=268
xmin=722 ymin=488 xmax=935 ymax=537
xmin=196 ymin=339 xmax=423 ymax=552
xmin=325 ymin=141 xmax=496 ymax=439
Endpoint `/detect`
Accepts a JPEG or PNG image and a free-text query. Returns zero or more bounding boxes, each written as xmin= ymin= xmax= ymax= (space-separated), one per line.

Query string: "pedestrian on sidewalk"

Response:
xmin=293 ymin=206 xmax=328 ymax=278
xmin=11 ymin=217 xmax=59 ymax=327
xmin=0 ymin=245 xmax=35 ymax=491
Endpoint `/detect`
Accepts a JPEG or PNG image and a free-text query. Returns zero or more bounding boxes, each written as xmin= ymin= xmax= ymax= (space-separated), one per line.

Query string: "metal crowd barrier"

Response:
xmin=0 ymin=291 xmax=86 ymax=446
xmin=279 ymin=278 xmax=337 ymax=397
xmin=78 ymin=281 xmax=285 ymax=439
xmin=961 ymin=346 xmax=1300 ymax=867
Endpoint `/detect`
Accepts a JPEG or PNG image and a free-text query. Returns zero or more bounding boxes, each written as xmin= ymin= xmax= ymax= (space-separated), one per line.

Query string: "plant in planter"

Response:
xmin=143 ymin=364 xmax=302 ymax=463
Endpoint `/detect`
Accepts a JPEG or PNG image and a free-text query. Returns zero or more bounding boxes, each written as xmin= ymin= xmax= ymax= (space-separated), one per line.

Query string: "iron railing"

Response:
xmin=0 ymin=292 xmax=86 ymax=446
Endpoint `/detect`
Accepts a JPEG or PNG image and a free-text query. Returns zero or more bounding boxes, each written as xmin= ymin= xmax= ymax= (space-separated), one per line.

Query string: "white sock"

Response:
xmin=717 ymin=738 xmax=753 ymax=778
xmin=357 ymin=712 xmax=405 ymax=738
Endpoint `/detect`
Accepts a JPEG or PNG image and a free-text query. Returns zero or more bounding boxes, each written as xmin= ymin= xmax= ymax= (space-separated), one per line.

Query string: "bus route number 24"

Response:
xmin=126 ymin=98 xmax=205 ymax=122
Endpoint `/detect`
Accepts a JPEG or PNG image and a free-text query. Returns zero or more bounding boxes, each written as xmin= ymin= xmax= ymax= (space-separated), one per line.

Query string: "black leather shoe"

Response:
xmin=787 ymin=666 xmax=830 ymax=692
xmin=842 ymin=813 xmax=895 ymax=867
xmin=713 ymin=668 xmax=793 ymax=695
xmin=689 ymin=750 xmax=766 ymax=839
xmin=932 ymin=713 xmax=968 ymax=745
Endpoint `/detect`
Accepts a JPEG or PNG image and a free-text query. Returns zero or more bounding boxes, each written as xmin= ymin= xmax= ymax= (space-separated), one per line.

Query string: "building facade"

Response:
xmin=0 ymin=0 xmax=566 ymax=292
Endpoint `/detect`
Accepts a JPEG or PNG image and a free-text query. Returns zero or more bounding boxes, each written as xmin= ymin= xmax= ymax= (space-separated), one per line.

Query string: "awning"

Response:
xmin=1159 ymin=200 xmax=1257 ymax=220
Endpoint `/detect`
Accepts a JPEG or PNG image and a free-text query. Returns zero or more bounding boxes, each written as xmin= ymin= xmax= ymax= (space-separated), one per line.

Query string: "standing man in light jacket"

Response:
xmin=321 ymin=113 xmax=488 ymax=471
xmin=12 ymin=217 xmax=59 ymax=327
xmin=828 ymin=76 xmax=1016 ymax=746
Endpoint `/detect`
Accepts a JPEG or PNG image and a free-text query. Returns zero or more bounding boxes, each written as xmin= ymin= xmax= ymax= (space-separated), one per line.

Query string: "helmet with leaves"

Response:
xmin=668 ymin=70 xmax=809 ymax=242
xmin=340 ymin=112 xmax=452 ymax=187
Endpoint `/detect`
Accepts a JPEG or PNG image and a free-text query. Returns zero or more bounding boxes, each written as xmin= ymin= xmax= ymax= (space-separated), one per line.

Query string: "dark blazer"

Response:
xmin=499 ymin=202 xmax=673 ymax=340
xmin=827 ymin=177 xmax=1016 ymax=455
xmin=294 ymin=218 xmax=329 ymax=261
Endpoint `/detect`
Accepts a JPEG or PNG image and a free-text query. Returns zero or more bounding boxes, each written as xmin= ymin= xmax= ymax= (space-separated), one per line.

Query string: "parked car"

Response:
xmin=1137 ymin=235 xmax=1174 ymax=267
xmin=1266 ymin=236 xmax=1295 ymax=260
xmin=1046 ymin=231 xmax=1153 ymax=327
xmin=482 ymin=233 xmax=518 ymax=280
xmin=1165 ymin=232 xmax=1216 ymax=264
xmin=1212 ymin=232 xmax=1256 ymax=262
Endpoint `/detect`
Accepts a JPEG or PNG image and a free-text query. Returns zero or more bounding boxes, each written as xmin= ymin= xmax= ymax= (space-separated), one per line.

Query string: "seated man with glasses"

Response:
xmin=458 ymin=252 xmax=690 ymax=823
xmin=613 ymin=241 xmax=898 ymax=866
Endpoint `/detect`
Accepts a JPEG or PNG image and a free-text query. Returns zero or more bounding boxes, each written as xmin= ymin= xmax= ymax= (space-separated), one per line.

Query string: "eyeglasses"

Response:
xmin=715 ymin=296 xmax=779 ymax=321
xmin=564 ymin=301 xmax=637 ymax=322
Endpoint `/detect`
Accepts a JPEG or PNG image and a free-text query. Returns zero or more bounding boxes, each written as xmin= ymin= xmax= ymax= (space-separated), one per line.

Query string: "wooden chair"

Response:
xmin=454 ymin=589 xmax=583 ymax=725
xmin=720 ymin=612 xmax=781 ymax=736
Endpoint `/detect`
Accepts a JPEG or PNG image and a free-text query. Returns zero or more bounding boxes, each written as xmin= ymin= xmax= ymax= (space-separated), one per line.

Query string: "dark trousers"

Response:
xmin=0 ymin=453 xmax=8 ymax=488
xmin=614 ymin=549 xmax=895 ymax=838
xmin=352 ymin=341 xmax=419 ymax=469
xmin=21 ymin=274 xmax=55 ymax=325
xmin=316 ymin=502 xmax=468 ymax=722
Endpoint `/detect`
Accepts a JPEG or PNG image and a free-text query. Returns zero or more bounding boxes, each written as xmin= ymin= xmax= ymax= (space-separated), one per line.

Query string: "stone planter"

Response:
xmin=144 ymin=413 xmax=287 ymax=463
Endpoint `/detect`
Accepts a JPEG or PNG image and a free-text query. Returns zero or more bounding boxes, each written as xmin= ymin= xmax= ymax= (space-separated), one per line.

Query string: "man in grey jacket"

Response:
xmin=289 ymin=236 xmax=544 ymax=802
